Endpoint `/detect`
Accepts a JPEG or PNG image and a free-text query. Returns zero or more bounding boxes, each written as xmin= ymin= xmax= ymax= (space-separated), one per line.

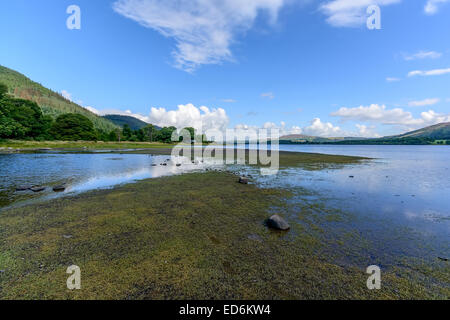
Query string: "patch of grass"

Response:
xmin=0 ymin=140 xmax=173 ymax=150
xmin=0 ymin=171 xmax=446 ymax=300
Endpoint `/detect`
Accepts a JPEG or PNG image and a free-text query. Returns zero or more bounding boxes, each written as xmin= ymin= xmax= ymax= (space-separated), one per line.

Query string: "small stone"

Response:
xmin=176 ymin=164 xmax=182 ymax=167
xmin=266 ymin=215 xmax=290 ymax=231
xmin=239 ymin=177 xmax=249 ymax=184
xmin=53 ymin=184 xmax=66 ymax=192
xmin=30 ymin=186 xmax=46 ymax=192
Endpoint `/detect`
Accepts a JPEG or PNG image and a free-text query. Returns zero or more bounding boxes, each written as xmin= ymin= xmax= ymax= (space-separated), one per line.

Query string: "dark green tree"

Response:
xmin=157 ymin=126 xmax=177 ymax=143
xmin=0 ymin=96 xmax=52 ymax=139
xmin=50 ymin=113 xmax=97 ymax=141
xmin=122 ymin=124 xmax=132 ymax=140
xmin=0 ymin=83 xmax=7 ymax=98
xmin=108 ymin=130 xmax=118 ymax=142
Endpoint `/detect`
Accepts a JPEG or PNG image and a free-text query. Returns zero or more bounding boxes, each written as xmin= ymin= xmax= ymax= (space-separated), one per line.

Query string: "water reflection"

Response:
xmin=0 ymin=153 xmax=215 ymax=209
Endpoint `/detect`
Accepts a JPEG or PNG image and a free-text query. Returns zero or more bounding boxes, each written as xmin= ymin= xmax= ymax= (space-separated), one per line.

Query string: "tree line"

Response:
xmin=0 ymin=83 xmax=205 ymax=143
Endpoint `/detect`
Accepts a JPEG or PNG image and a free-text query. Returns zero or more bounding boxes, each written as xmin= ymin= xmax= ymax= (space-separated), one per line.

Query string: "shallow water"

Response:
xmin=236 ymin=145 xmax=450 ymax=265
xmin=0 ymin=153 xmax=214 ymax=209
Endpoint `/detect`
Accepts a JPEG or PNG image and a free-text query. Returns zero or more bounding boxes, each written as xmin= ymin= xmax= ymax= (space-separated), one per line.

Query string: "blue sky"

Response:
xmin=1 ymin=0 xmax=449 ymax=137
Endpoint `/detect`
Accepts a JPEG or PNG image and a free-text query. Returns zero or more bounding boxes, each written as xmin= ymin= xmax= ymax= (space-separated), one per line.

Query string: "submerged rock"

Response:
xmin=16 ymin=185 xmax=32 ymax=191
xmin=266 ymin=215 xmax=290 ymax=231
xmin=53 ymin=184 xmax=66 ymax=192
xmin=30 ymin=186 xmax=46 ymax=193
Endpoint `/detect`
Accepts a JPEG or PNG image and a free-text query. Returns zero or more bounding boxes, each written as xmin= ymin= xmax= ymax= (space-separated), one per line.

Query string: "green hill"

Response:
xmin=0 ymin=65 xmax=117 ymax=132
xmin=394 ymin=122 xmax=450 ymax=140
xmin=102 ymin=114 xmax=160 ymax=131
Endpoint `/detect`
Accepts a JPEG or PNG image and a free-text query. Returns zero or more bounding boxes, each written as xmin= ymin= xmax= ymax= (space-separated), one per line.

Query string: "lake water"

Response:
xmin=1 ymin=145 xmax=448 ymax=265
xmin=248 ymin=145 xmax=450 ymax=265
xmin=0 ymin=153 xmax=213 ymax=209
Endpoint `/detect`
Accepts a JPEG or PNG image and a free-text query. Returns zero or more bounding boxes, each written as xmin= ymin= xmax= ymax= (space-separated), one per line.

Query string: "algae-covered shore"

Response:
xmin=0 ymin=150 xmax=448 ymax=300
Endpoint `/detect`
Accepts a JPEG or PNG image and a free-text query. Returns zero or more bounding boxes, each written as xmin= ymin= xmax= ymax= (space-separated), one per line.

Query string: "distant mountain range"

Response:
xmin=279 ymin=134 xmax=368 ymax=143
xmin=0 ymin=65 xmax=118 ymax=132
xmin=102 ymin=114 xmax=161 ymax=131
xmin=281 ymin=122 xmax=450 ymax=145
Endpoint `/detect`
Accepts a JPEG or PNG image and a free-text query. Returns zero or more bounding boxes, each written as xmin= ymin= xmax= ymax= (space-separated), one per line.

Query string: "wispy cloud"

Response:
xmin=408 ymin=68 xmax=450 ymax=77
xmin=425 ymin=0 xmax=449 ymax=15
xmin=113 ymin=0 xmax=291 ymax=72
xmin=403 ymin=50 xmax=442 ymax=60
xmin=261 ymin=92 xmax=275 ymax=100
xmin=319 ymin=0 xmax=401 ymax=27
xmin=386 ymin=77 xmax=401 ymax=82
xmin=408 ymin=98 xmax=440 ymax=107
xmin=221 ymin=99 xmax=236 ymax=103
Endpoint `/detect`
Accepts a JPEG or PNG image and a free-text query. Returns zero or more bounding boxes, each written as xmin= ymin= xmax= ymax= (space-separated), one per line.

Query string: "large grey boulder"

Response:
xmin=266 ymin=215 xmax=290 ymax=231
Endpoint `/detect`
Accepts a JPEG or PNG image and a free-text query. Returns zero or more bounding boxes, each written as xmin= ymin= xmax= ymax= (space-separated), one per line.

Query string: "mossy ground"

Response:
xmin=0 ymin=170 xmax=447 ymax=300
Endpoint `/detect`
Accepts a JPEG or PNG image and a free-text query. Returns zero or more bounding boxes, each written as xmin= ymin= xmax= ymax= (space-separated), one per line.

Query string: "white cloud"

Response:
xmin=61 ymin=90 xmax=73 ymax=101
xmin=319 ymin=0 xmax=401 ymax=27
xmin=404 ymin=50 xmax=442 ymax=60
xmin=355 ymin=124 xmax=381 ymax=138
xmin=386 ymin=77 xmax=401 ymax=82
xmin=408 ymin=68 xmax=450 ymax=77
xmin=302 ymin=118 xmax=346 ymax=137
xmin=425 ymin=0 xmax=449 ymax=15
xmin=113 ymin=0 xmax=290 ymax=72
xmin=148 ymin=103 xmax=229 ymax=132
xmin=408 ymin=98 xmax=440 ymax=107
xmin=261 ymin=92 xmax=275 ymax=99
xmin=331 ymin=104 xmax=450 ymax=129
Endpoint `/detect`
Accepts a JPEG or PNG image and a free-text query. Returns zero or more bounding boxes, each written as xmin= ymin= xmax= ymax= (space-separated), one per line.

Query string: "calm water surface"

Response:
xmin=0 ymin=153 xmax=213 ymax=209
xmin=243 ymin=145 xmax=450 ymax=265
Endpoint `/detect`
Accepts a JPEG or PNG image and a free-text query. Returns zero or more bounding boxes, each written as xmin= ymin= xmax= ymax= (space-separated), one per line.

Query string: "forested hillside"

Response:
xmin=0 ymin=65 xmax=117 ymax=132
